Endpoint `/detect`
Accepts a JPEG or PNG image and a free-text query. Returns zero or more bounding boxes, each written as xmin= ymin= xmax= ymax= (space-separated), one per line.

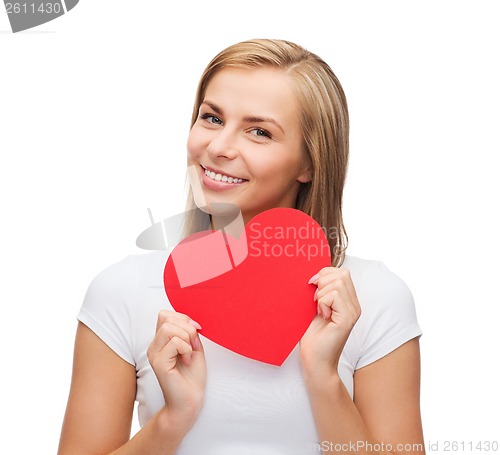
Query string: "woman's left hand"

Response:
xmin=299 ymin=267 xmax=361 ymax=378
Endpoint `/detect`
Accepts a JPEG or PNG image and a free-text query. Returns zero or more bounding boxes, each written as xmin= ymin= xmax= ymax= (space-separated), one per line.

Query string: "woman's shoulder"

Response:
xmin=342 ymin=254 xmax=422 ymax=369
xmin=88 ymin=249 xmax=170 ymax=289
xmin=341 ymin=254 xmax=412 ymax=296
xmin=341 ymin=253 xmax=391 ymax=274
xmin=78 ymin=250 xmax=171 ymax=365
xmin=341 ymin=253 xmax=418 ymax=324
xmin=81 ymin=249 xmax=170 ymax=315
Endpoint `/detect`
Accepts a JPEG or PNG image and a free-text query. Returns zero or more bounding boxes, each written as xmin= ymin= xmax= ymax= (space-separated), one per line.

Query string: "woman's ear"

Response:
xmin=297 ymin=165 xmax=312 ymax=183
xmin=297 ymin=148 xmax=312 ymax=183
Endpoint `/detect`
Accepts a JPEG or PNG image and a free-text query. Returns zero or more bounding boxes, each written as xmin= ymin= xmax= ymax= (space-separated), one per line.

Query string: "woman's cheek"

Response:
xmin=186 ymin=131 xmax=197 ymax=153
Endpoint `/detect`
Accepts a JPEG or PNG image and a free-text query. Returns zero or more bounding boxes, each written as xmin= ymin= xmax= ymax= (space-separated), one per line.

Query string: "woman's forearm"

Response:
xmin=108 ymin=407 xmax=190 ymax=455
xmin=304 ymin=372 xmax=392 ymax=455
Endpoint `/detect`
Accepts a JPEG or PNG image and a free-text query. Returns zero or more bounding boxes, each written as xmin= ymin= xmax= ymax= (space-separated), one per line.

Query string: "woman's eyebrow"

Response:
xmin=243 ymin=115 xmax=284 ymax=134
xmin=202 ymin=100 xmax=284 ymax=134
xmin=202 ymin=101 xmax=224 ymax=116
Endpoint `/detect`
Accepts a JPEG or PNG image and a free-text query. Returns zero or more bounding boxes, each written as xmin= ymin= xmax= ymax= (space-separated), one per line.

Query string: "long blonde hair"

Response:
xmin=183 ymin=39 xmax=349 ymax=267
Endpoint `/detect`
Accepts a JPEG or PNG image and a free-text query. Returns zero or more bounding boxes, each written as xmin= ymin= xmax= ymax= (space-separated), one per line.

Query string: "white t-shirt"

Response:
xmin=77 ymin=251 xmax=422 ymax=454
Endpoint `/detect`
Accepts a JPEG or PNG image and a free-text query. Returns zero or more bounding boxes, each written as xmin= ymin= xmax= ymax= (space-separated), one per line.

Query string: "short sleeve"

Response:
xmin=77 ymin=259 xmax=136 ymax=366
xmin=353 ymin=260 xmax=422 ymax=370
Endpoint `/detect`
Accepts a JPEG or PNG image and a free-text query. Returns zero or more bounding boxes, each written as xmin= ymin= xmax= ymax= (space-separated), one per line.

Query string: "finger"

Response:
xmin=315 ymin=279 xmax=349 ymax=308
xmin=172 ymin=319 xmax=202 ymax=348
xmin=193 ymin=334 xmax=204 ymax=353
xmin=318 ymin=287 xmax=359 ymax=325
xmin=335 ymin=269 xmax=358 ymax=306
xmin=326 ymin=272 xmax=361 ymax=319
xmin=315 ymin=272 xmax=359 ymax=316
xmin=315 ymin=268 xmax=347 ymax=290
xmin=317 ymin=289 xmax=338 ymax=320
xmin=335 ymin=269 xmax=358 ymax=307
xmin=317 ymin=280 xmax=353 ymax=320
xmin=157 ymin=336 xmax=194 ymax=368
xmin=319 ymin=292 xmax=350 ymax=323
xmin=156 ymin=310 xmax=184 ymax=332
xmin=162 ymin=324 xmax=193 ymax=351
xmin=155 ymin=310 xmax=201 ymax=333
xmin=308 ymin=266 xmax=336 ymax=285
xmin=148 ymin=323 xmax=199 ymax=362
xmin=308 ymin=271 xmax=320 ymax=284
xmin=157 ymin=315 xmax=200 ymax=344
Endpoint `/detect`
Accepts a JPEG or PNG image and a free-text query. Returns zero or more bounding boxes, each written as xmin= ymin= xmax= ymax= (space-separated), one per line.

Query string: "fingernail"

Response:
xmin=194 ymin=336 xmax=201 ymax=350
xmin=308 ymin=272 xmax=320 ymax=284
xmin=317 ymin=303 xmax=323 ymax=317
xmin=189 ymin=319 xmax=203 ymax=330
xmin=313 ymin=288 xmax=318 ymax=302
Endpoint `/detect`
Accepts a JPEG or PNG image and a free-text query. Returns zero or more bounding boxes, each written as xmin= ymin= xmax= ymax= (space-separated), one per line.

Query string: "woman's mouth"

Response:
xmin=202 ymin=165 xmax=247 ymax=183
xmin=200 ymin=164 xmax=248 ymax=191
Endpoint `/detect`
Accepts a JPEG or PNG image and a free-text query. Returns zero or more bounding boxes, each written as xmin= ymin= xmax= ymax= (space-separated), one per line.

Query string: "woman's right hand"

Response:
xmin=147 ymin=310 xmax=207 ymax=430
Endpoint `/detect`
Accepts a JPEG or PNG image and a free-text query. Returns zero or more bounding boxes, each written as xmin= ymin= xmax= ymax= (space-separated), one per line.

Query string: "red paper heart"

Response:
xmin=164 ymin=208 xmax=331 ymax=366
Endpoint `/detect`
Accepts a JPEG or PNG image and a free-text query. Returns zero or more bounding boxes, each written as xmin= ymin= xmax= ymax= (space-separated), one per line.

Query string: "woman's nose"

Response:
xmin=206 ymin=128 xmax=239 ymax=160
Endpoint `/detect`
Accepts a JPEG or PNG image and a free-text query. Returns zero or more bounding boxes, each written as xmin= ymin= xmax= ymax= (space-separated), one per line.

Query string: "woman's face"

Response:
xmin=187 ymin=67 xmax=310 ymax=224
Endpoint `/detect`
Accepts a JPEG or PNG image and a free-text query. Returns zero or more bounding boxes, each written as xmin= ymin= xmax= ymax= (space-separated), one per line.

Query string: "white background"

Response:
xmin=1 ymin=0 xmax=499 ymax=453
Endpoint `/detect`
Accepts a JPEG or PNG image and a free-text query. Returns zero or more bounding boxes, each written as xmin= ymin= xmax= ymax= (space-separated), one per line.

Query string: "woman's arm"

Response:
xmin=302 ymin=337 xmax=424 ymax=455
xmin=57 ymin=322 xmax=191 ymax=455
xmin=302 ymin=267 xmax=424 ymax=454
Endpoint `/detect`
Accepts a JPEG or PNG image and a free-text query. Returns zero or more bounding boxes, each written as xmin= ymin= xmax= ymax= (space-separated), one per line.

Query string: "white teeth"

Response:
xmin=203 ymin=167 xmax=244 ymax=183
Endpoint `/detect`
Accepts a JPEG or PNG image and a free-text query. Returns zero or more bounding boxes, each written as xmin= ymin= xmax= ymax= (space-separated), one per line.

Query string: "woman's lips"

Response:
xmin=200 ymin=165 xmax=248 ymax=191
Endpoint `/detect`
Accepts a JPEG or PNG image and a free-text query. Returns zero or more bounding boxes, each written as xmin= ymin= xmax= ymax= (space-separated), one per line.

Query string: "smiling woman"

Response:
xmin=187 ymin=67 xmax=310 ymax=225
xmin=183 ymin=41 xmax=350 ymax=266
xmin=58 ymin=39 xmax=424 ymax=455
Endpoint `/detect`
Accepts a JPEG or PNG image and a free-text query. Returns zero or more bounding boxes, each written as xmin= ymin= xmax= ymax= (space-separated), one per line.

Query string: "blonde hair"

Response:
xmin=183 ymin=39 xmax=349 ymax=267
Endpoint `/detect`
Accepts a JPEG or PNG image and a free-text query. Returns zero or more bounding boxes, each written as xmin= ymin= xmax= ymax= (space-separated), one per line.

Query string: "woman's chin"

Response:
xmin=193 ymin=195 xmax=242 ymax=217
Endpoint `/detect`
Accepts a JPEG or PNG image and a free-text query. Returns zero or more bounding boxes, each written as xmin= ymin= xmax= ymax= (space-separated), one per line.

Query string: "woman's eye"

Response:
xmin=250 ymin=128 xmax=272 ymax=139
xmin=201 ymin=114 xmax=223 ymax=125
